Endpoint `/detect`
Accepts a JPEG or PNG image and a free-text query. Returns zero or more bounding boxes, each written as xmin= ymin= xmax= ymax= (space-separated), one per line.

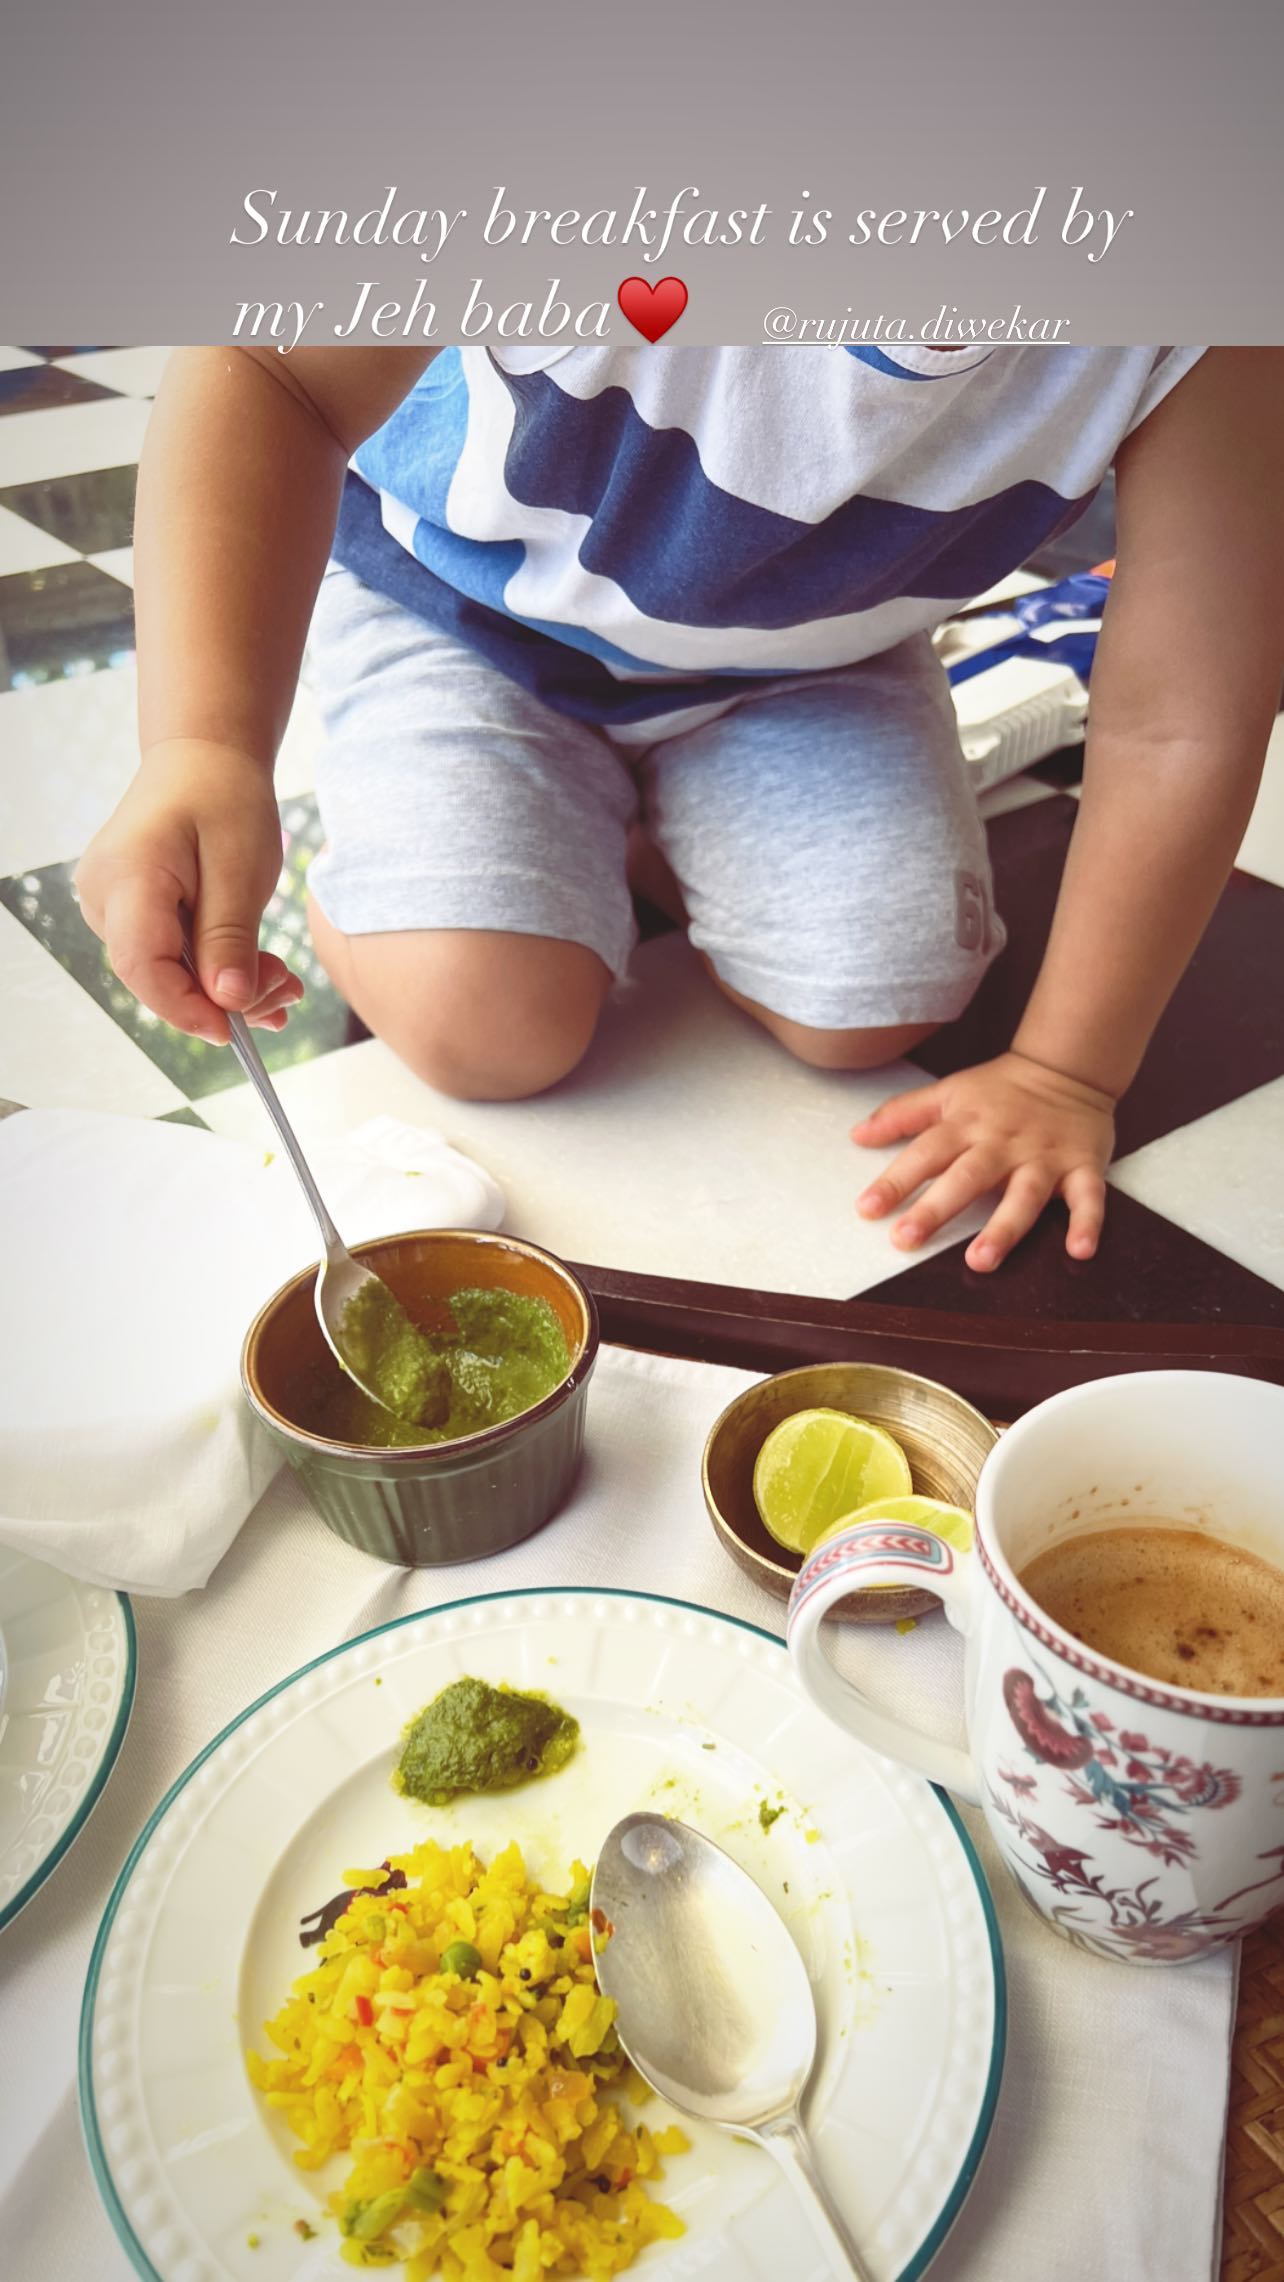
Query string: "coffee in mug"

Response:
xmin=1020 ymin=1524 xmax=1284 ymax=1698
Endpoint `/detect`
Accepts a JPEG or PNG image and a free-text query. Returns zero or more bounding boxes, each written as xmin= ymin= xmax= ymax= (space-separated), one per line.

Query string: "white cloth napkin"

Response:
xmin=0 ymin=1346 xmax=1234 ymax=2282
xmin=0 ymin=1108 xmax=503 ymax=1596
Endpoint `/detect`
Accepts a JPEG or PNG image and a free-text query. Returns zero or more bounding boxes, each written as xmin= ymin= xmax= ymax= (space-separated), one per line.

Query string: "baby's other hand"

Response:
xmin=851 ymin=1050 xmax=1117 ymax=1272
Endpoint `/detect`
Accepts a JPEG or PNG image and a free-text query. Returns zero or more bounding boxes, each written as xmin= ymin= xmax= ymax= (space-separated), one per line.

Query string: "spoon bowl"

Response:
xmin=593 ymin=1813 xmax=872 ymax=2280
xmin=592 ymin=1813 xmax=817 ymax=2124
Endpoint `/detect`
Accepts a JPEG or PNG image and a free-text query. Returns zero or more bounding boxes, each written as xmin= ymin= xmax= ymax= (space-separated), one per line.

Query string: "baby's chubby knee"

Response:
xmin=392 ymin=938 xmax=610 ymax=1100
xmin=308 ymin=906 xmax=610 ymax=1102
xmin=408 ymin=996 xmax=599 ymax=1101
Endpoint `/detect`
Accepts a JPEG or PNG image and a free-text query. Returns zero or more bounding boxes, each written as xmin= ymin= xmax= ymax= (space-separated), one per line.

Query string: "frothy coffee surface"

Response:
xmin=1020 ymin=1526 xmax=1284 ymax=1697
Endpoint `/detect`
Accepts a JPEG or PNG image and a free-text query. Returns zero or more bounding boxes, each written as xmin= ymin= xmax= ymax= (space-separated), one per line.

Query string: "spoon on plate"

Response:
xmin=178 ymin=922 xmax=439 ymax=1425
xmin=592 ymin=1813 xmax=872 ymax=2282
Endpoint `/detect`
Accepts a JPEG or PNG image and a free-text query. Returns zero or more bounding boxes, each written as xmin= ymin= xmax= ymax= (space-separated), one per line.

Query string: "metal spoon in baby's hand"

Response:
xmin=179 ymin=926 xmax=445 ymax=1427
xmin=592 ymin=1813 xmax=872 ymax=2282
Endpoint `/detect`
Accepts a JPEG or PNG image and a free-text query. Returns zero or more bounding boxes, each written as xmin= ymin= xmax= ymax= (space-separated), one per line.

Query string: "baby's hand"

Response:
xmin=851 ymin=1050 xmax=1116 ymax=1272
xmin=75 ymin=740 xmax=301 ymax=1044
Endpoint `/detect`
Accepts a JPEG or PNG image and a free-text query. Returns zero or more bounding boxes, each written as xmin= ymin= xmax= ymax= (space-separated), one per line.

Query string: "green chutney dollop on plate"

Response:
xmin=394 ymin=1677 xmax=580 ymax=1806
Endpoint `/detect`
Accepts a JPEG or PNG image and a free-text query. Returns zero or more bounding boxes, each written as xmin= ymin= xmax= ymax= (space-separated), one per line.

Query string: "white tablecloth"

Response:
xmin=0 ymin=1346 xmax=1235 ymax=2282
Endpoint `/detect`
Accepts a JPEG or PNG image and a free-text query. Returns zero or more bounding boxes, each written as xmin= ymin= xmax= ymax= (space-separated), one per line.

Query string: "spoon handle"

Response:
xmin=178 ymin=928 xmax=345 ymax=1263
xmin=755 ymin=2112 xmax=874 ymax=2282
xmin=224 ymin=1013 xmax=347 ymax=1261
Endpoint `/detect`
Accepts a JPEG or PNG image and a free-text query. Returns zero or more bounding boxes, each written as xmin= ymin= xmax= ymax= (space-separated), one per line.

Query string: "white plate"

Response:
xmin=0 ymin=1549 xmax=135 ymax=1931
xmin=82 ymin=1589 xmax=1003 ymax=2282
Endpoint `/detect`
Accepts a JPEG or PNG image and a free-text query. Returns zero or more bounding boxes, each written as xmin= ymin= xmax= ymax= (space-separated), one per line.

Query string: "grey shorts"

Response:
xmin=306 ymin=565 xmax=1005 ymax=1031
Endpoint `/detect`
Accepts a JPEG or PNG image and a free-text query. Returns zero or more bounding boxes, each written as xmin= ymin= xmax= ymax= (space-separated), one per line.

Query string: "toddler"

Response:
xmin=77 ymin=343 xmax=1284 ymax=1269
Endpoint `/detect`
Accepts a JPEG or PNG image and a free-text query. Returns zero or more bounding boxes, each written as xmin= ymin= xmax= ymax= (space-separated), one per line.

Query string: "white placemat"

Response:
xmin=0 ymin=1345 xmax=1234 ymax=2282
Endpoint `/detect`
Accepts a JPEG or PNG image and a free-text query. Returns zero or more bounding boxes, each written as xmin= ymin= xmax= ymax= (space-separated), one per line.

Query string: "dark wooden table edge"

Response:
xmin=568 ymin=1259 xmax=1284 ymax=1420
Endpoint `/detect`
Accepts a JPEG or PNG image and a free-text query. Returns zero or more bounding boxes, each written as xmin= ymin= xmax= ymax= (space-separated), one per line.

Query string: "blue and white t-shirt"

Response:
xmin=335 ymin=343 xmax=1203 ymax=744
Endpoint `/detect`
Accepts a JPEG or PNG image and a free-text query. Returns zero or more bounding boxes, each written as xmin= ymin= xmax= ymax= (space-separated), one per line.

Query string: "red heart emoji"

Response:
xmin=617 ymin=275 xmax=688 ymax=343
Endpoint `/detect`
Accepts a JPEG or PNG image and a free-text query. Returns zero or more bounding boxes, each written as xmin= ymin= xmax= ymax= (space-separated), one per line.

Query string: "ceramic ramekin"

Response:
xmin=242 ymin=1229 xmax=599 ymax=1567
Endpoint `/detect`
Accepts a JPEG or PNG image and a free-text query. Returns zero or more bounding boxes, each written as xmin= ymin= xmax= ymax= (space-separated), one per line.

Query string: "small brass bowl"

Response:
xmin=702 ymin=1361 xmax=998 ymax=1623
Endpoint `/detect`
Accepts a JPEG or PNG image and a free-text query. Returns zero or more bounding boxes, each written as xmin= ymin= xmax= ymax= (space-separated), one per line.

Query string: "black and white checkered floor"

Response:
xmin=3 ymin=343 xmax=1283 ymax=1324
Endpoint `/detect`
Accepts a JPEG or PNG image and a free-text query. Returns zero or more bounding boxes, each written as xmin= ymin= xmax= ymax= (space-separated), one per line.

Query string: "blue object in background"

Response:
xmin=947 ymin=570 xmax=1111 ymax=689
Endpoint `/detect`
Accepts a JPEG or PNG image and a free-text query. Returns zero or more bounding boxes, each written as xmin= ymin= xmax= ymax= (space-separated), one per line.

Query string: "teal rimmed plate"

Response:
xmin=81 ymin=1587 xmax=1003 ymax=2282
xmin=0 ymin=1549 xmax=135 ymax=1932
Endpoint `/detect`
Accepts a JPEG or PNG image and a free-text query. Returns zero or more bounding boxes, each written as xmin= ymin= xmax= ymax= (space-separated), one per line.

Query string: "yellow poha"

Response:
xmin=247 ymin=1839 xmax=688 ymax=2279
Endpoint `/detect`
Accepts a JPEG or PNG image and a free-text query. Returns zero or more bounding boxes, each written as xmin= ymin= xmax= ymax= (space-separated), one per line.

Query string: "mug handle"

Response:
xmin=786 ymin=1519 xmax=980 ymax=1806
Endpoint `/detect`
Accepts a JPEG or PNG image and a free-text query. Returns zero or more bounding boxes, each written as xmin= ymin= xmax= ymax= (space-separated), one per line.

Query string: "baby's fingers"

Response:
xmin=242 ymin=956 xmax=304 ymax=1029
xmin=856 ymin=1126 xmax=958 ymax=1220
xmin=965 ymin=1166 xmax=1058 ymax=1273
xmin=244 ymin=977 xmax=305 ymax=1030
xmin=1062 ymin=1165 xmax=1108 ymax=1261
xmin=890 ymin=1148 xmax=1001 ymax=1251
xmin=100 ymin=873 xmax=226 ymax=1042
xmin=851 ymin=1082 xmax=943 ymax=1150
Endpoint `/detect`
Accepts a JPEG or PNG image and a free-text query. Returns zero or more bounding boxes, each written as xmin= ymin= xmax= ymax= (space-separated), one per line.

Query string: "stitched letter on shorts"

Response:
xmin=955 ymin=870 xmax=986 ymax=951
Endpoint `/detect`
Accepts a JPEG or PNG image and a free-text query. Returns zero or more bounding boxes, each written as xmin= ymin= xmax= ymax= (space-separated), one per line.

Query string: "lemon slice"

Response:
xmin=752 ymin=1408 xmax=913 ymax=1557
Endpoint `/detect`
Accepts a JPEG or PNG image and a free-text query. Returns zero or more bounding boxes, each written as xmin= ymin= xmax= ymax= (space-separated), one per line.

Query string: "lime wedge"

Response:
xmin=815 ymin=1494 xmax=974 ymax=1588
xmin=820 ymin=1494 xmax=974 ymax=1554
xmin=752 ymin=1408 xmax=912 ymax=1558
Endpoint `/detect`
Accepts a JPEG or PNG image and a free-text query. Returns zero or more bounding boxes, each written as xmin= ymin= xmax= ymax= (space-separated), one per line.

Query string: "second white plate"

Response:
xmin=0 ymin=1548 xmax=134 ymax=1932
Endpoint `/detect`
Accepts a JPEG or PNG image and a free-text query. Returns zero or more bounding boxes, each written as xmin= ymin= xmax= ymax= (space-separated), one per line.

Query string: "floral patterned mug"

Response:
xmin=787 ymin=1370 xmax=1284 ymax=1964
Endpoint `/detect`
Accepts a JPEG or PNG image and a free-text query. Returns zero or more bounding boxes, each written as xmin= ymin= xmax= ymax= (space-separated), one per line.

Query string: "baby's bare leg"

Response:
xmin=707 ymin=961 xmax=938 ymax=1070
xmin=308 ymin=896 xmax=610 ymax=1100
xmin=303 ymin=570 xmax=638 ymax=1097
